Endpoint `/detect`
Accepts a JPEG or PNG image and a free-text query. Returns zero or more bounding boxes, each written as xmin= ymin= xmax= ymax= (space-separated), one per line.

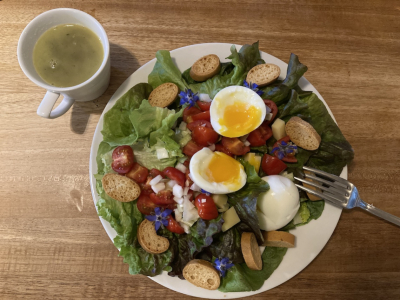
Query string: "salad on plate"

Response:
xmin=94 ymin=41 xmax=354 ymax=292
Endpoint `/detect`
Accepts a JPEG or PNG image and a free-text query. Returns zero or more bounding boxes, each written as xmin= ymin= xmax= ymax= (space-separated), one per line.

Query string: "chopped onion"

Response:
xmin=265 ymin=112 xmax=273 ymax=121
xmin=183 ymin=187 xmax=189 ymax=196
xmin=179 ymin=122 xmax=187 ymax=131
xmin=167 ymin=180 xmax=177 ymax=188
xmin=199 ymin=93 xmax=212 ymax=102
xmin=265 ymin=105 xmax=272 ymax=114
xmin=181 ymin=223 xmax=190 ymax=233
xmin=239 ymin=134 xmax=249 ymax=142
xmin=190 ymin=182 xmax=201 ymax=192
xmin=156 ymin=148 xmax=169 ymax=159
xmin=173 ymin=184 xmax=183 ymax=198
xmin=149 ymin=175 xmax=163 ymax=186
xmin=151 ymin=182 xmax=165 ymax=193
xmin=177 ymin=204 xmax=184 ymax=213
xmin=208 ymin=144 xmax=216 ymax=151
xmin=175 ymin=163 xmax=187 ymax=173
xmin=174 ymin=208 xmax=183 ymax=222
xmin=244 ymin=140 xmax=251 ymax=147
xmin=185 ymin=179 xmax=190 ymax=187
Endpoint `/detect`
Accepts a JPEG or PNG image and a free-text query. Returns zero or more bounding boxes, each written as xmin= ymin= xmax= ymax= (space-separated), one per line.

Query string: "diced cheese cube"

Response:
xmin=221 ymin=207 xmax=241 ymax=232
xmin=244 ymin=152 xmax=262 ymax=173
xmin=272 ymin=118 xmax=286 ymax=140
xmin=218 ymin=203 xmax=230 ymax=213
xmin=173 ymin=184 xmax=183 ymax=198
xmin=212 ymin=194 xmax=228 ymax=209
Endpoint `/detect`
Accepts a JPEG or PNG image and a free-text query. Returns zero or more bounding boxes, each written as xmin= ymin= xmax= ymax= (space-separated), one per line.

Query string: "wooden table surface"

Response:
xmin=1 ymin=0 xmax=400 ymax=299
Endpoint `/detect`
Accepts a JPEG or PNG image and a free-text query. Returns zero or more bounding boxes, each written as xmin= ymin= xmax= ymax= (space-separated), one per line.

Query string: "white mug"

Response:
xmin=17 ymin=8 xmax=110 ymax=119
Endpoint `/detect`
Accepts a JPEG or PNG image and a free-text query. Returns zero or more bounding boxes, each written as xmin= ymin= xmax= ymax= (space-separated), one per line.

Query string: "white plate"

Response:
xmin=89 ymin=43 xmax=346 ymax=299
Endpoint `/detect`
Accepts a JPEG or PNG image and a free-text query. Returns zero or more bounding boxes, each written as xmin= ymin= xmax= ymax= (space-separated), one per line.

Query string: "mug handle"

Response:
xmin=37 ymin=91 xmax=75 ymax=119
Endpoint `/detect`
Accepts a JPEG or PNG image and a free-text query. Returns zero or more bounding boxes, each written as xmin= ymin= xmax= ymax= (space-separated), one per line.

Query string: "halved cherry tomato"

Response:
xmin=197 ymin=101 xmax=211 ymax=111
xmin=221 ymin=137 xmax=250 ymax=156
xmin=215 ymin=143 xmax=234 ymax=157
xmin=247 ymin=125 xmax=273 ymax=147
xmin=195 ymin=193 xmax=219 ymax=220
xmin=183 ymin=140 xmax=203 ymax=157
xmin=163 ymin=167 xmax=186 ymax=187
xmin=149 ymin=168 xmax=164 ymax=178
xmin=136 ymin=194 xmax=157 ymax=215
xmin=192 ymin=126 xmax=219 ymax=147
xmin=139 ymin=181 xmax=153 ymax=196
xmin=261 ymin=154 xmax=287 ymax=175
xmin=272 ymin=136 xmax=297 ymax=163
xmin=183 ymin=107 xmax=202 ymax=123
xmin=191 ymin=110 xmax=210 ymax=122
xmin=187 ymin=120 xmax=212 ymax=131
xmin=263 ymin=99 xmax=278 ymax=125
xmin=126 ymin=163 xmax=149 ymax=183
xmin=111 ymin=146 xmax=134 ymax=174
xmin=166 ymin=215 xmax=185 ymax=234
xmin=150 ymin=190 xmax=175 ymax=205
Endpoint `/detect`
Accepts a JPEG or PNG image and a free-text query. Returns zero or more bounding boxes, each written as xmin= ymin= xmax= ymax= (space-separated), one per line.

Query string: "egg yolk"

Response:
xmin=218 ymin=101 xmax=262 ymax=137
xmin=205 ymin=152 xmax=241 ymax=184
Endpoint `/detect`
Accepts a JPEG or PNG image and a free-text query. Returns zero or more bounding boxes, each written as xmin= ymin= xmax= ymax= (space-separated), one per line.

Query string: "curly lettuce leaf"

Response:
xmin=209 ymin=227 xmax=244 ymax=264
xmin=237 ymin=157 xmax=261 ymax=184
xmin=131 ymin=141 xmax=178 ymax=171
xmin=101 ymin=83 xmax=153 ymax=146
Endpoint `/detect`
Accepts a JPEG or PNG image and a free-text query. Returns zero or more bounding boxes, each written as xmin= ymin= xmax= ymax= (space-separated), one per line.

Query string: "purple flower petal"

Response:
xmin=280 ymin=141 xmax=287 ymax=146
xmin=161 ymin=209 xmax=173 ymax=218
xmin=154 ymin=207 xmax=162 ymax=216
xmin=154 ymin=220 xmax=161 ymax=231
xmin=161 ymin=218 xmax=169 ymax=227
xmin=278 ymin=152 xmax=285 ymax=160
xmin=146 ymin=215 xmax=157 ymax=222
xmin=271 ymin=147 xmax=279 ymax=154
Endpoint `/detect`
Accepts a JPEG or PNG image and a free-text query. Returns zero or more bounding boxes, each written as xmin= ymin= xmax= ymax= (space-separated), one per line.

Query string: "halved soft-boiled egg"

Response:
xmin=210 ymin=86 xmax=266 ymax=137
xmin=189 ymin=148 xmax=246 ymax=194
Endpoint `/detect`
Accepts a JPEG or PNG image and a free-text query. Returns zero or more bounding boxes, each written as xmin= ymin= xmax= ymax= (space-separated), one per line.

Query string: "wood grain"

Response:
xmin=1 ymin=0 xmax=400 ymax=299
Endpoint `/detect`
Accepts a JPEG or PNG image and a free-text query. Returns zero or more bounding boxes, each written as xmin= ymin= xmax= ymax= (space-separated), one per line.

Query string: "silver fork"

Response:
xmin=295 ymin=166 xmax=400 ymax=227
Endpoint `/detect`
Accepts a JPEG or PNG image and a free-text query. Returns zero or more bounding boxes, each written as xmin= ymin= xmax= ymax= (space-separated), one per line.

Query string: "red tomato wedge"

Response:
xmin=150 ymin=190 xmax=175 ymax=205
xmin=187 ymin=120 xmax=212 ymax=131
xmin=221 ymin=137 xmax=250 ymax=156
xmin=197 ymin=101 xmax=211 ymax=111
xmin=136 ymin=194 xmax=158 ymax=215
xmin=163 ymin=167 xmax=186 ymax=187
xmin=111 ymin=146 xmax=134 ymax=174
xmin=191 ymin=110 xmax=211 ymax=122
xmin=183 ymin=107 xmax=202 ymax=123
xmin=183 ymin=140 xmax=203 ymax=157
xmin=261 ymin=154 xmax=287 ymax=175
xmin=192 ymin=126 xmax=219 ymax=147
xmin=195 ymin=193 xmax=219 ymax=220
xmin=126 ymin=163 xmax=149 ymax=183
xmin=247 ymin=124 xmax=273 ymax=147
xmin=166 ymin=215 xmax=185 ymax=234
xmin=149 ymin=168 xmax=164 ymax=178
xmin=215 ymin=143 xmax=234 ymax=157
xmin=272 ymin=136 xmax=297 ymax=163
xmin=263 ymin=99 xmax=278 ymax=125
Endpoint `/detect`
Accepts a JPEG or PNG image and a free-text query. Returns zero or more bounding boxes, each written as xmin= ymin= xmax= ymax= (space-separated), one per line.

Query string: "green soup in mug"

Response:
xmin=33 ymin=24 xmax=104 ymax=87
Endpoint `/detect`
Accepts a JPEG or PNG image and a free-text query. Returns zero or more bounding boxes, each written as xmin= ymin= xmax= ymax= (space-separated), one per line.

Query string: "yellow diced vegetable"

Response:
xmin=222 ymin=207 xmax=241 ymax=232
xmin=244 ymin=152 xmax=261 ymax=173
xmin=272 ymin=118 xmax=286 ymax=140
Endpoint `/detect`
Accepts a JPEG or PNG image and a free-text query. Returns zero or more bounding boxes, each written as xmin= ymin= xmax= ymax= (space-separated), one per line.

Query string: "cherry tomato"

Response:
xmin=215 ymin=143 xmax=234 ymax=157
xmin=149 ymin=168 xmax=164 ymax=178
xmin=191 ymin=110 xmax=210 ymax=122
xmin=247 ymin=125 xmax=273 ymax=147
xmin=183 ymin=140 xmax=203 ymax=157
xmin=195 ymin=193 xmax=219 ymax=220
xmin=150 ymin=190 xmax=175 ymax=205
xmin=272 ymin=136 xmax=297 ymax=163
xmin=136 ymin=194 xmax=157 ymax=215
xmin=261 ymin=154 xmax=287 ymax=175
xmin=111 ymin=146 xmax=134 ymax=174
xmin=163 ymin=167 xmax=186 ymax=187
xmin=263 ymin=99 xmax=278 ymax=125
xmin=166 ymin=215 xmax=185 ymax=234
xmin=221 ymin=137 xmax=250 ymax=156
xmin=187 ymin=120 xmax=212 ymax=131
xmin=197 ymin=101 xmax=211 ymax=111
xmin=183 ymin=107 xmax=202 ymax=123
xmin=192 ymin=126 xmax=219 ymax=147
xmin=139 ymin=181 xmax=153 ymax=195
xmin=126 ymin=163 xmax=149 ymax=183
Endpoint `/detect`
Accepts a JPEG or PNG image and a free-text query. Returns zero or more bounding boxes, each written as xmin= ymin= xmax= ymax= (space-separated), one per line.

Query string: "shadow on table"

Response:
xmin=70 ymin=43 xmax=140 ymax=134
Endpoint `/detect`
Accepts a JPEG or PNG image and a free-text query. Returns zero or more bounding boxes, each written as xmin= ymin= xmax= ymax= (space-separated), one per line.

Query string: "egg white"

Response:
xmin=189 ymin=148 xmax=247 ymax=194
xmin=257 ymin=175 xmax=300 ymax=231
xmin=210 ymin=86 xmax=266 ymax=137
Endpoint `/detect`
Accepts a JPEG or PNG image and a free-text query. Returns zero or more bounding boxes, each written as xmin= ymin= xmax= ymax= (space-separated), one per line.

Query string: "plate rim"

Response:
xmin=89 ymin=42 xmax=346 ymax=299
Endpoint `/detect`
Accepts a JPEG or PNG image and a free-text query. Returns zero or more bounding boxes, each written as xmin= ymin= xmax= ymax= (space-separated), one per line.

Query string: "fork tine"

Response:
xmin=303 ymin=166 xmax=350 ymax=188
xmin=295 ymin=184 xmax=345 ymax=207
xmin=303 ymin=173 xmax=349 ymax=191
xmin=294 ymin=177 xmax=348 ymax=200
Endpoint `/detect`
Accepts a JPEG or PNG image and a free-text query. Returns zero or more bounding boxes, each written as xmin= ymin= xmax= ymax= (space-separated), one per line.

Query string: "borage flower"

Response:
xmin=179 ymin=89 xmax=199 ymax=108
xmin=200 ymin=189 xmax=211 ymax=196
xmin=271 ymin=140 xmax=298 ymax=160
xmin=214 ymin=257 xmax=234 ymax=277
xmin=145 ymin=207 xmax=172 ymax=231
xmin=243 ymin=80 xmax=263 ymax=96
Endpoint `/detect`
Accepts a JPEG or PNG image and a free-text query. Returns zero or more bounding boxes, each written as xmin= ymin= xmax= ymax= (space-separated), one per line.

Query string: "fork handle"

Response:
xmin=358 ymin=199 xmax=400 ymax=227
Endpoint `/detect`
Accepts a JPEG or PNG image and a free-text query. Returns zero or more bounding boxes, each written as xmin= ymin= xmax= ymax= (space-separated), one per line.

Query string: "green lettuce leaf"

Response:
xmin=101 ymin=83 xmax=153 ymax=146
xmin=218 ymin=247 xmax=287 ymax=292
xmin=96 ymin=141 xmax=114 ymax=175
xmin=237 ymin=157 xmax=261 ymax=184
xmin=282 ymin=53 xmax=308 ymax=89
xmin=131 ymin=141 xmax=178 ymax=171
xmin=209 ymin=227 xmax=244 ymax=264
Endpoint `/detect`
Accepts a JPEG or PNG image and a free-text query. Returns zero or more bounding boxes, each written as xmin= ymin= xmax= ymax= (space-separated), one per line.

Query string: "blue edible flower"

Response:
xmin=271 ymin=140 xmax=298 ymax=160
xmin=243 ymin=80 xmax=263 ymax=96
xmin=179 ymin=89 xmax=199 ymax=107
xmin=145 ymin=207 xmax=172 ymax=231
xmin=200 ymin=189 xmax=211 ymax=196
xmin=214 ymin=257 xmax=234 ymax=277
